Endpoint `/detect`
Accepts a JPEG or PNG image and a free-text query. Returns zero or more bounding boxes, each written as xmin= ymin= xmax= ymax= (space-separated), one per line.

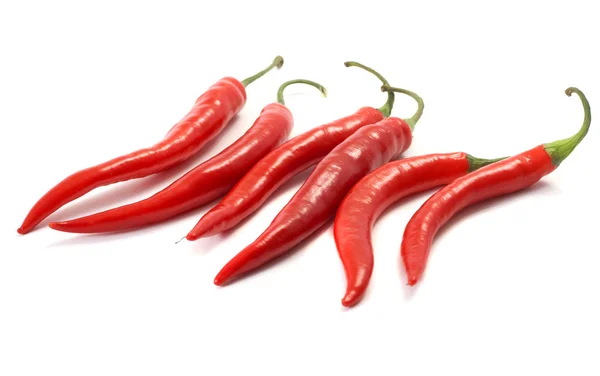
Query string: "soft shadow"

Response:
xmin=367 ymin=180 xmax=555 ymax=295
xmin=216 ymin=218 xmax=334 ymax=287
xmin=434 ymin=180 xmax=554 ymax=242
xmin=417 ymin=180 xmax=555 ymax=284
xmin=39 ymin=114 xmax=246 ymax=228
xmin=399 ymin=253 xmax=423 ymax=300
xmin=46 ymin=231 xmax=131 ymax=247
xmin=368 ymin=187 xmax=445 ymax=300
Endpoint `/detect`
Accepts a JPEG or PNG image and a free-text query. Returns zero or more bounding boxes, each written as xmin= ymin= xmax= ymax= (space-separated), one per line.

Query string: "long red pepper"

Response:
xmin=334 ymin=152 xmax=504 ymax=307
xmin=213 ymin=85 xmax=424 ymax=286
xmin=17 ymin=56 xmax=284 ymax=234
xmin=401 ymin=87 xmax=590 ymax=286
xmin=185 ymin=62 xmax=395 ymax=241
xmin=47 ymin=80 xmax=326 ymax=234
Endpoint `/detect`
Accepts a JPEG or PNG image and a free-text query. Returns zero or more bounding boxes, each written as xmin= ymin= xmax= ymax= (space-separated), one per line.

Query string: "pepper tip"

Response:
xmin=48 ymin=222 xmax=72 ymax=233
xmin=214 ymin=268 xmax=235 ymax=286
xmin=341 ymin=291 xmax=360 ymax=307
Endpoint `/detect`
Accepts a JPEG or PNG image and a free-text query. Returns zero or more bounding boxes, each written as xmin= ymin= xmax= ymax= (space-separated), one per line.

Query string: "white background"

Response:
xmin=1 ymin=1 xmax=599 ymax=375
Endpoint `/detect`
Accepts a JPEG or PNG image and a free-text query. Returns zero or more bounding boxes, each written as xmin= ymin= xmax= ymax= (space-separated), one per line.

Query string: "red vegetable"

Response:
xmin=401 ymin=87 xmax=590 ymax=286
xmin=213 ymin=85 xmax=424 ymax=286
xmin=334 ymin=152 xmax=503 ymax=307
xmin=17 ymin=56 xmax=284 ymax=234
xmin=186 ymin=61 xmax=395 ymax=241
xmin=48 ymin=80 xmax=325 ymax=234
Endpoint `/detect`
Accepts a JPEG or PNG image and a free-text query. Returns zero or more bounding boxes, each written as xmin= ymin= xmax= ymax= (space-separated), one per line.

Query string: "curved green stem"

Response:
xmin=466 ymin=155 xmax=506 ymax=172
xmin=344 ymin=61 xmax=394 ymax=117
xmin=381 ymin=85 xmax=424 ymax=131
xmin=241 ymin=56 xmax=284 ymax=87
xmin=544 ymin=87 xmax=591 ymax=167
xmin=277 ymin=79 xmax=327 ymax=106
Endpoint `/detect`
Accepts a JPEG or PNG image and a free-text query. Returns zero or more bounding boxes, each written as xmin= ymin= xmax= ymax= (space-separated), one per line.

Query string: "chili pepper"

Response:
xmin=17 ymin=56 xmax=284 ymax=234
xmin=334 ymin=151 xmax=504 ymax=307
xmin=47 ymin=80 xmax=326 ymax=234
xmin=185 ymin=61 xmax=395 ymax=241
xmin=401 ymin=87 xmax=590 ymax=286
xmin=213 ymin=85 xmax=424 ymax=286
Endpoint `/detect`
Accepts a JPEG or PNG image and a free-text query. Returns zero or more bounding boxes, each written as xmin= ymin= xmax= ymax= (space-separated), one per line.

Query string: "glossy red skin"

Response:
xmin=18 ymin=77 xmax=246 ymax=234
xmin=48 ymin=103 xmax=292 ymax=234
xmin=401 ymin=145 xmax=556 ymax=286
xmin=334 ymin=152 xmax=471 ymax=307
xmin=186 ymin=107 xmax=384 ymax=240
xmin=214 ymin=117 xmax=413 ymax=286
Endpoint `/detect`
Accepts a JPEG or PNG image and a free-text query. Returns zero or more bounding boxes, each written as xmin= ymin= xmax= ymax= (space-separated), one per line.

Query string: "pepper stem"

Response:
xmin=277 ymin=79 xmax=327 ymax=106
xmin=466 ymin=155 xmax=506 ymax=172
xmin=381 ymin=85 xmax=424 ymax=131
xmin=544 ymin=87 xmax=591 ymax=167
xmin=344 ymin=61 xmax=394 ymax=117
xmin=240 ymin=56 xmax=284 ymax=87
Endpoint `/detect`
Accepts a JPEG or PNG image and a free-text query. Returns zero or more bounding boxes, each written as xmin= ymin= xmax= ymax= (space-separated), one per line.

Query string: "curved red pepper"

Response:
xmin=334 ymin=152 xmax=503 ymax=307
xmin=48 ymin=80 xmax=326 ymax=234
xmin=18 ymin=56 xmax=284 ymax=234
xmin=401 ymin=87 xmax=590 ymax=286
xmin=186 ymin=62 xmax=395 ymax=241
xmin=213 ymin=85 xmax=424 ymax=286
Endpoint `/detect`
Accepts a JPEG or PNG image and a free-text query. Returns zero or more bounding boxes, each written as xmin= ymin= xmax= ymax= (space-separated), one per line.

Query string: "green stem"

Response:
xmin=466 ymin=155 xmax=506 ymax=172
xmin=381 ymin=85 xmax=424 ymax=131
xmin=544 ymin=87 xmax=591 ymax=167
xmin=240 ymin=56 xmax=284 ymax=87
xmin=277 ymin=79 xmax=327 ymax=106
xmin=344 ymin=61 xmax=394 ymax=117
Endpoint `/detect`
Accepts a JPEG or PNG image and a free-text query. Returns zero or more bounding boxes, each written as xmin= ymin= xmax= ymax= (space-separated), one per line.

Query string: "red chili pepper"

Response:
xmin=185 ymin=62 xmax=395 ymax=241
xmin=401 ymin=87 xmax=590 ymax=286
xmin=47 ymin=80 xmax=325 ymax=234
xmin=213 ymin=85 xmax=424 ymax=286
xmin=334 ymin=152 xmax=504 ymax=307
xmin=17 ymin=56 xmax=284 ymax=234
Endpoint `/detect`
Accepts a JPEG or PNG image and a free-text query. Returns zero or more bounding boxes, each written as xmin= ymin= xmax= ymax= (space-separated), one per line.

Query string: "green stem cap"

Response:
xmin=344 ymin=61 xmax=394 ymax=117
xmin=241 ymin=56 xmax=284 ymax=87
xmin=381 ymin=84 xmax=424 ymax=131
xmin=466 ymin=155 xmax=506 ymax=172
xmin=544 ymin=87 xmax=591 ymax=167
xmin=277 ymin=79 xmax=327 ymax=106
